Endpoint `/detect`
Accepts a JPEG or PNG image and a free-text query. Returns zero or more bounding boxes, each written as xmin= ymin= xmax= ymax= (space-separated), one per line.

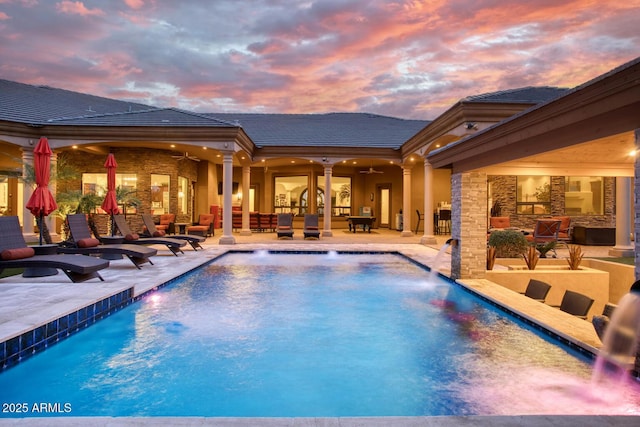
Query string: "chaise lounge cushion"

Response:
xmin=1 ymin=247 xmax=35 ymax=260
xmin=153 ymin=230 xmax=166 ymax=237
xmin=125 ymin=233 xmax=140 ymax=241
xmin=76 ymin=238 xmax=100 ymax=248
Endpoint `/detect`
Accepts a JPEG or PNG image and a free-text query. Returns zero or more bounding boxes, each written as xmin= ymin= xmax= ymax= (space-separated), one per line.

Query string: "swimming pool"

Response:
xmin=1 ymin=251 xmax=639 ymax=417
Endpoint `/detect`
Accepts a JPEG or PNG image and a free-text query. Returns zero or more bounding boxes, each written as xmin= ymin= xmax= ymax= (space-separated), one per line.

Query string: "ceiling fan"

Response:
xmin=171 ymin=152 xmax=200 ymax=162
xmin=360 ymin=163 xmax=383 ymax=174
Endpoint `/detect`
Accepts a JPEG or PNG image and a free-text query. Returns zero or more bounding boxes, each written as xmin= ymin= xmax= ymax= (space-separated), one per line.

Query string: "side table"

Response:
xmin=99 ymin=236 xmax=125 ymax=260
xmin=23 ymin=244 xmax=59 ymax=278
xmin=174 ymin=222 xmax=190 ymax=235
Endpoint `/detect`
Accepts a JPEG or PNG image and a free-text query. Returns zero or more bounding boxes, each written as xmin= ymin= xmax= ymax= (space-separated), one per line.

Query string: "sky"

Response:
xmin=0 ymin=0 xmax=639 ymax=120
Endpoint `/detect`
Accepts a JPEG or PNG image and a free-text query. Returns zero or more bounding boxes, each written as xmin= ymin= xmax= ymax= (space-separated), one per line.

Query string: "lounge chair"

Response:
xmin=141 ymin=214 xmax=205 ymax=250
xmin=276 ymin=213 xmax=294 ymax=239
xmin=0 ymin=216 xmax=108 ymax=283
xmin=553 ymin=290 xmax=594 ymax=319
xmin=186 ymin=214 xmax=215 ymax=237
xmin=303 ymin=214 xmax=321 ymax=239
xmin=58 ymin=214 xmax=157 ymax=269
xmin=526 ymin=219 xmax=562 ymax=257
xmin=113 ymin=214 xmax=186 ymax=256
xmin=520 ymin=279 xmax=551 ymax=303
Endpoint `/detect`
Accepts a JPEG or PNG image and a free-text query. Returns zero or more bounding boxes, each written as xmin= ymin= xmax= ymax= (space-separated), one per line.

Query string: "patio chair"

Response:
xmin=113 ymin=214 xmax=186 ymax=256
xmin=415 ymin=210 xmax=423 ymax=234
xmin=141 ymin=214 xmax=205 ymax=250
xmin=303 ymin=213 xmax=320 ymax=240
xmin=526 ymin=219 xmax=562 ymax=257
xmin=489 ymin=216 xmax=511 ymax=229
xmin=186 ymin=214 xmax=215 ymax=237
xmin=0 ymin=216 xmax=108 ymax=283
xmin=276 ymin=213 xmax=294 ymax=239
xmin=551 ymin=216 xmax=572 ymax=247
xmin=520 ymin=279 xmax=552 ymax=303
xmin=554 ymin=290 xmax=594 ymax=319
xmin=437 ymin=209 xmax=451 ymax=234
xmin=58 ymin=214 xmax=157 ymax=269
xmin=153 ymin=213 xmax=176 ymax=234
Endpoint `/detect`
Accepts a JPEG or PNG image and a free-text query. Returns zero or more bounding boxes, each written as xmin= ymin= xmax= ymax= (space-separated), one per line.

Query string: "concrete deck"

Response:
xmin=0 ymin=229 xmax=636 ymax=426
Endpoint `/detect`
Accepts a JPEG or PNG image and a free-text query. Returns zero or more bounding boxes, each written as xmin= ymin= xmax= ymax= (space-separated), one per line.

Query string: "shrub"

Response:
xmin=487 ymin=230 xmax=528 ymax=258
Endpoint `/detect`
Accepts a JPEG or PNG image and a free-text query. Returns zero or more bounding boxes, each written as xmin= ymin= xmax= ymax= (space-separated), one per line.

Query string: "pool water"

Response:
xmin=1 ymin=252 xmax=640 ymax=417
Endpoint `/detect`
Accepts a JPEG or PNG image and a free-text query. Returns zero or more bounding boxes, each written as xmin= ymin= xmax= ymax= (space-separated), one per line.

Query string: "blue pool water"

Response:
xmin=1 ymin=251 xmax=640 ymax=417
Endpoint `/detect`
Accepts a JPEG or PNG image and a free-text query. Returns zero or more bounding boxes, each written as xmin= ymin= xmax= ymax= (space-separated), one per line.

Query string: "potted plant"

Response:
xmin=487 ymin=230 xmax=528 ymax=258
xmin=535 ymin=241 xmax=557 ymax=258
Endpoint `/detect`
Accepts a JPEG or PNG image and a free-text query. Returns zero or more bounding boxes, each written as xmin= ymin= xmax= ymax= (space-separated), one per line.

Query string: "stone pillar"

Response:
xmin=610 ymin=176 xmax=634 ymax=257
xmin=219 ymin=152 xmax=236 ymax=244
xmin=240 ymin=165 xmax=251 ymax=236
xmin=323 ymin=164 xmax=333 ymax=237
xmin=451 ymin=171 xmax=488 ymax=280
xmin=401 ymin=166 xmax=413 ymax=237
xmin=420 ymin=159 xmax=437 ymax=245
xmin=21 ymin=148 xmax=34 ymax=234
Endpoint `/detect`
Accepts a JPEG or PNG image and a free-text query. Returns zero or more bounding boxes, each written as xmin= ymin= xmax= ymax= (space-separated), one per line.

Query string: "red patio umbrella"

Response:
xmin=100 ymin=153 xmax=120 ymax=236
xmin=26 ymin=137 xmax=58 ymax=245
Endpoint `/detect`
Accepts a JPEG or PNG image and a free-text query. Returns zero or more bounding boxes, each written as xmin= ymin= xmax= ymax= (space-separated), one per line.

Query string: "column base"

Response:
xmin=401 ymin=230 xmax=414 ymax=237
xmin=420 ymin=235 xmax=438 ymax=245
xmin=322 ymin=230 xmax=333 ymax=237
xmin=608 ymin=246 xmax=634 ymax=257
xmin=240 ymin=229 xmax=252 ymax=236
xmin=218 ymin=236 xmax=236 ymax=245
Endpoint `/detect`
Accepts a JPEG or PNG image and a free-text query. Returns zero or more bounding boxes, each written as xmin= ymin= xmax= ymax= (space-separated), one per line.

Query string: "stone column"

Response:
xmin=610 ymin=176 xmax=634 ymax=257
xmin=219 ymin=152 xmax=236 ymax=244
xmin=420 ymin=159 xmax=437 ymax=245
xmin=323 ymin=164 xmax=333 ymax=237
xmin=451 ymin=171 xmax=488 ymax=279
xmin=401 ymin=166 xmax=413 ymax=237
xmin=240 ymin=165 xmax=251 ymax=236
xmin=21 ymin=148 xmax=34 ymax=234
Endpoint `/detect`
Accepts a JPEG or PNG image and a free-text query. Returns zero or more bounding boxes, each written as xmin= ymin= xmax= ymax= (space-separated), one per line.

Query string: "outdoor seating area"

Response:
xmin=0 ymin=216 xmax=109 ymax=283
xmin=113 ymin=214 xmax=187 ymax=256
xmin=141 ymin=214 xmax=205 ymax=251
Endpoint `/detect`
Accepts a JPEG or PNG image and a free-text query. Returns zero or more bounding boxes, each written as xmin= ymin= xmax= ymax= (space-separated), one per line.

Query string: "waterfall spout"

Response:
xmin=446 ymin=238 xmax=458 ymax=247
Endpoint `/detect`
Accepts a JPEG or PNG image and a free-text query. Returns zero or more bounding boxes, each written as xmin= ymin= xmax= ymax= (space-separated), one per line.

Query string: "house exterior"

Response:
xmin=1 ymin=56 xmax=639 ymax=278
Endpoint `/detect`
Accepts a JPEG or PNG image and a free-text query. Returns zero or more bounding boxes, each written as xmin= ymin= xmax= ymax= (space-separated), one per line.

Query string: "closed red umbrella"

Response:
xmin=101 ymin=153 xmax=120 ymax=235
xmin=26 ymin=137 xmax=58 ymax=245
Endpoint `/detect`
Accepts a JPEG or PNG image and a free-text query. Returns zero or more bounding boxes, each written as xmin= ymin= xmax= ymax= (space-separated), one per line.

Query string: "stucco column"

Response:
xmin=240 ymin=165 xmax=251 ymax=236
xmin=610 ymin=176 xmax=634 ymax=257
xmin=21 ymin=148 xmax=34 ymax=234
xmin=47 ymin=152 xmax=58 ymax=240
xmin=451 ymin=171 xmax=488 ymax=280
xmin=420 ymin=159 xmax=437 ymax=245
xmin=401 ymin=166 xmax=413 ymax=237
xmin=219 ymin=152 xmax=236 ymax=245
xmin=322 ymin=164 xmax=333 ymax=237
xmin=635 ymin=129 xmax=640 ymax=280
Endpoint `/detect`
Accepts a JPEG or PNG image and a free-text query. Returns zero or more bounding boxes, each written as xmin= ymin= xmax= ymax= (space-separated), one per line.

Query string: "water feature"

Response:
xmin=1 ymin=251 xmax=639 ymax=417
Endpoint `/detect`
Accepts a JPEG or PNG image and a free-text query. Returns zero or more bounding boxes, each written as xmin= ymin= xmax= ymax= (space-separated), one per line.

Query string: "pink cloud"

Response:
xmin=0 ymin=11 xmax=9 ymax=19
xmin=123 ymin=0 xmax=145 ymax=10
xmin=56 ymin=1 xmax=105 ymax=17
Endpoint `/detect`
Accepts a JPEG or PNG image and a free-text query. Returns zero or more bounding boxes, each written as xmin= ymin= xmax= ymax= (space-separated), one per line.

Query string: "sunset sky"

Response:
xmin=1 ymin=0 xmax=638 ymax=119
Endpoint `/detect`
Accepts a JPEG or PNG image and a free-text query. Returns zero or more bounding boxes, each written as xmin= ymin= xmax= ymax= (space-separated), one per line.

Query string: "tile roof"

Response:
xmin=0 ymin=79 xmax=154 ymax=124
xmin=204 ymin=113 xmax=430 ymax=148
xmin=463 ymin=86 xmax=570 ymax=104
xmin=44 ymin=108 xmax=235 ymax=127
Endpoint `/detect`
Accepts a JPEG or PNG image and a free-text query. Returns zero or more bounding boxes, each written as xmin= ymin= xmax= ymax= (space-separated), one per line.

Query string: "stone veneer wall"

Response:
xmin=489 ymin=175 xmax=615 ymax=229
xmin=58 ymin=148 xmax=199 ymax=235
xmin=451 ymin=171 xmax=487 ymax=279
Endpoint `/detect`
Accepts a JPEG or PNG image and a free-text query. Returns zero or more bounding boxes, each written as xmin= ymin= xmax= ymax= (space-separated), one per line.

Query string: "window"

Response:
xmin=565 ymin=177 xmax=603 ymax=215
xmin=274 ymin=175 xmax=307 ymax=215
xmin=82 ymin=173 xmax=138 ymax=214
xmin=151 ymin=174 xmax=170 ymax=214
xmin=0 ymin=180 xmax=7 ymax=215
xmin=317 ymin=176 xmax=351 ymax=216
xmin=516 ymin=176 xmax=550 ymax=214
xmin=178 ymin=176 xmax=189 ymax=215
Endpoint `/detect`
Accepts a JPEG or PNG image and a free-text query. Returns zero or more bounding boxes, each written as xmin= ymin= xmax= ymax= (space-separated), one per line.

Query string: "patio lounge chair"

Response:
xmin=113 ymin=214 xmax=186 ymax=256
xmin=520 ymin=279 xmax=552 ymax=303
xmin=186 ymin=214 xmax=215 ymax=237
xmin=0 ymin=216 xmax=108 ymax=283
xmin=303 ymin=213 xmax=320 ymax=239
xmin=141 ymin=214 xmax=205 ymax=250
xmin=58 ymin=214 xmax=157 ymax=269
xmin=276 ymin=213 xmax=294 ymax=239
